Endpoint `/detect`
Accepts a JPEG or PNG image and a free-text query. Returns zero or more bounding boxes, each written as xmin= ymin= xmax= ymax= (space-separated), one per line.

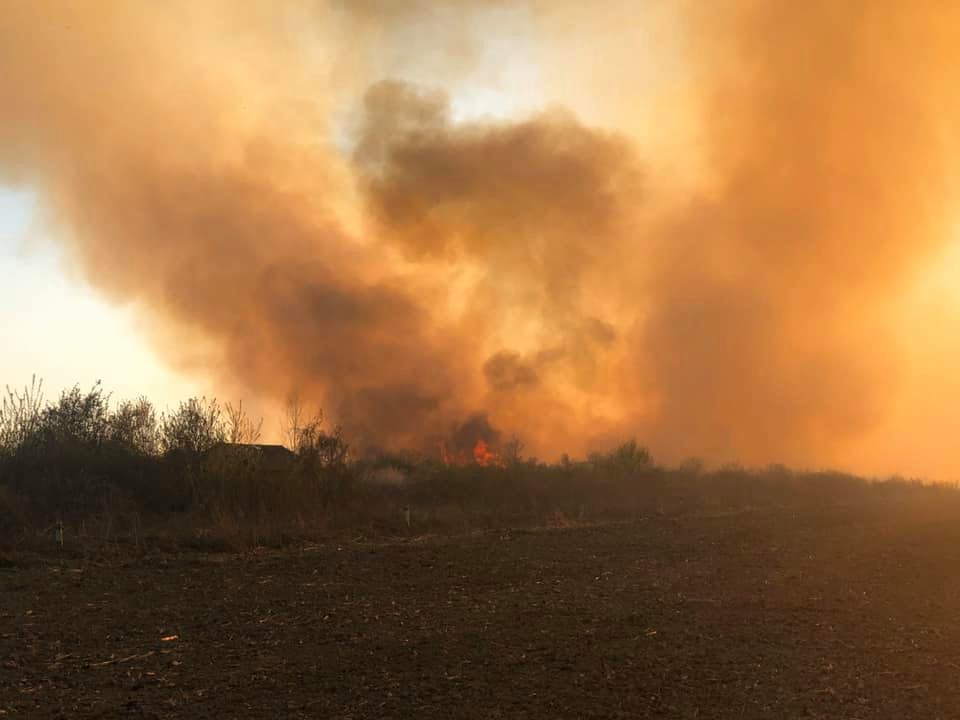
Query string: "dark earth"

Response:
xmin=5 ymin=501 xmax=960 ymax=719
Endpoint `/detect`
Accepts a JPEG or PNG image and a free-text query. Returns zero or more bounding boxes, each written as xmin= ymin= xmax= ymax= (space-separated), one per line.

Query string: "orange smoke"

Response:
xmin=3 ymin=2 xmax=960 ymax=477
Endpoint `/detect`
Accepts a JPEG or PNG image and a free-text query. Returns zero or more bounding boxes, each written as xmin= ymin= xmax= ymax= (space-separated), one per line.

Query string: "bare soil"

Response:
xmin=5 ymin=501 xmax=960 ymax=719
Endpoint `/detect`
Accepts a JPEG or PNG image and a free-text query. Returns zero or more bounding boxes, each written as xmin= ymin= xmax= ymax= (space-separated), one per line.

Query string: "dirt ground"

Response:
xmin=5 ymin=500 xmax=960 ymax=719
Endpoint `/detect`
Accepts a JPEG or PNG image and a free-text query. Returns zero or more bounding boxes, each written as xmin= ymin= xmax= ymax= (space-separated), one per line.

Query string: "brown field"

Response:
xmin=5 ymin=498 xmax=960 ymax=719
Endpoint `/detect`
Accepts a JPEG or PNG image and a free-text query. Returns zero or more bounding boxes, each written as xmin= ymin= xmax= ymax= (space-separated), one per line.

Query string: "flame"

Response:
xmin=472 ymin=439 xmax=503 ymax=467
xmin=439 ymin=438 xmax=503 ymax=467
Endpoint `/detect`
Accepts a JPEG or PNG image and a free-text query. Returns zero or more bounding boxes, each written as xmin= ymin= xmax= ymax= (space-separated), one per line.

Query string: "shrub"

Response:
xmin=160 ymin=397 xmax=226 ymax=456
xmin=0 ymin=376 xmax=44 ymax=456
xmin=110 ymin=397 xmax=160 ymax=455
xmin=37 ymin=382 xmax=111 ymax=449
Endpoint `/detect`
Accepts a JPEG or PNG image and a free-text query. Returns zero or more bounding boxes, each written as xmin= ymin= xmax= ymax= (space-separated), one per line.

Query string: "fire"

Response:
xmin=439 ymin=438 xmax=504 ymax=467
xmin=472 ymin=439 xmax=500 ymax=467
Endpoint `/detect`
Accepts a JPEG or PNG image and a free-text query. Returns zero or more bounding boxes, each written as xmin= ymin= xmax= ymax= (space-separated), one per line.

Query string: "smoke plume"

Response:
xmin=3 ymin=1 xmax=960 ymax=473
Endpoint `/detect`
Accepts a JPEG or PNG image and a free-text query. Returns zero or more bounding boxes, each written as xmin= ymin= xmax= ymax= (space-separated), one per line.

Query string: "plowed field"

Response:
xmin=5 ymin=503 xmax=960 ymax=718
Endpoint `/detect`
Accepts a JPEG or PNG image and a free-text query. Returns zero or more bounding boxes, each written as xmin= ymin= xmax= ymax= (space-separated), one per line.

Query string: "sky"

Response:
xmin=4 ymin=2 xmax=960 ymax=480
xmin=0 ymin=187 xmax=207 ymax=407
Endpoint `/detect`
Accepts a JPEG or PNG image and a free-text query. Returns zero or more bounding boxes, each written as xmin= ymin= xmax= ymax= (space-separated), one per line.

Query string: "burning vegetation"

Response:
xmin=439 ymin=438 xmax=503 ymax=468
xmin=438 ymin=413 xmax=506 ymax=467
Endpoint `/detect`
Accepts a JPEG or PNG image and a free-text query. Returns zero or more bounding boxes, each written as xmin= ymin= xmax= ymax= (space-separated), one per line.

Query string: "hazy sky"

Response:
xmin=0 ymin=187 xmax=206 ymax=406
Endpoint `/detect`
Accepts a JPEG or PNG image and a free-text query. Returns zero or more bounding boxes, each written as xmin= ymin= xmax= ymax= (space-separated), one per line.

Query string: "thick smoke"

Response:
xmin=2 ymin=2 xmax=960 ymax=471
xmin=637 ymin=1 xmax=960 ymax=466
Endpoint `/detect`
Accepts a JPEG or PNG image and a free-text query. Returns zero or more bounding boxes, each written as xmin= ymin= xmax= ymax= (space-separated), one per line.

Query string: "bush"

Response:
xmin=160 ymin=397 xmax=226 ymax=456
xmin=110 ymin=397 xmax=160 ymax=455
xmin=0 ymin=376 xmax=44 ymax=456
